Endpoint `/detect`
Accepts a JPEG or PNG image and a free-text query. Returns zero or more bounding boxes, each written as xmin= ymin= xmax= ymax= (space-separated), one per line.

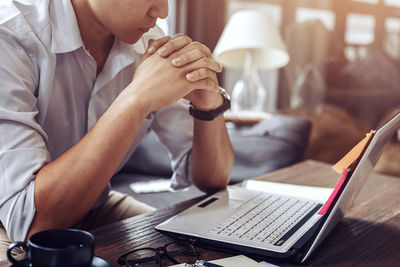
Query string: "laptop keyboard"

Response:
xmin=208 ymin=193 xmax=321 ymax=246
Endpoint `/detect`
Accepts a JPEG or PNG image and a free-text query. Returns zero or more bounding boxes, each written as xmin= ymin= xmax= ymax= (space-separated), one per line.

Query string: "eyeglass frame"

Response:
xmin=117 ymin=240 xmax=200 ymax=267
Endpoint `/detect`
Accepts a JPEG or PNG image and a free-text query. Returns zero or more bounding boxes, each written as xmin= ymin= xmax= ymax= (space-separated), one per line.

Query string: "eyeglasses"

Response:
xmin=117 ymin=241 xmax=199 ymax=267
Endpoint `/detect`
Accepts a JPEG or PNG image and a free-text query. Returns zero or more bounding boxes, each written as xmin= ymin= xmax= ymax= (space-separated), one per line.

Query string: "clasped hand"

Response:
xmin=130 ymin=33 xmax=223 ymax=113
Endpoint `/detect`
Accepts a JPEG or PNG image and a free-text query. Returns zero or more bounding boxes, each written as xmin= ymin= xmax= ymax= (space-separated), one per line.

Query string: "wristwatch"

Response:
xmin=189 ymin=87 xmax=231 ymax=121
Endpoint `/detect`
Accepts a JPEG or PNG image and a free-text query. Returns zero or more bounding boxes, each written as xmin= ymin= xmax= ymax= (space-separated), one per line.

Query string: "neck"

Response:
xmin=71 ymin=0 xmax=114 ymax=74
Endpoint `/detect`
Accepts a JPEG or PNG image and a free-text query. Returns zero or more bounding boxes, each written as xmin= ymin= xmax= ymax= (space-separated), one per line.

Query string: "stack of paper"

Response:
xmin=170 ymin=255 xmax=279 ymax=267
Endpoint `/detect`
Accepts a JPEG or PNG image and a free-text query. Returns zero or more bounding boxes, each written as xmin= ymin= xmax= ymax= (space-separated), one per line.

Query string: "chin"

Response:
xmin=124 ymin=36 xmax=142 ymax=44
xmin=118 ymin=32 xmax=143 ymax=44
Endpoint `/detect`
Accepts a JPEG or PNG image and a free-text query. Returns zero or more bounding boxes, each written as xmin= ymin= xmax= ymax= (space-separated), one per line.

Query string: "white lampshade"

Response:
xmin=214 ymin=9 xmax=289 ymax=69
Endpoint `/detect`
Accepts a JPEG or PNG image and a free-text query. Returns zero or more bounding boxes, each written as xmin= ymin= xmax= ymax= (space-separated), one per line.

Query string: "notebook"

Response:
xmin=156 ymin=112 xmax=400 ymax=263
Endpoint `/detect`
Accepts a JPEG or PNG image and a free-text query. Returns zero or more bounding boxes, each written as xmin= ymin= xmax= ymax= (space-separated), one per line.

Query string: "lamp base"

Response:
xmin=230 ymin=51 xmax=267 ymax=113
xmin=224 ymin=110 xmax=271 ymax=126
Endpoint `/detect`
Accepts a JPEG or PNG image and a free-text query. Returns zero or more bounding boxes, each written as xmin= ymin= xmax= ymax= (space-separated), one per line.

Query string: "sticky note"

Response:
xmin=332 ymin=130 xmax=374 ymax=174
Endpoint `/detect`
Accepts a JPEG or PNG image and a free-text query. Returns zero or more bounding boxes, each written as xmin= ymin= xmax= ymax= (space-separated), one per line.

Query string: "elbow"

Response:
xmin=204 ymin=182 xmax=228 ymax=194
xmin=193 ymin=170 xmax=231 ymax=194
xmin=191 ymin=148 xmax=234 ymax=194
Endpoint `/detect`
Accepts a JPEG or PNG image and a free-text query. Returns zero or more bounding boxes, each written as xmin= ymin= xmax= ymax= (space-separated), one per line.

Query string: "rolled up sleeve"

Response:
xmin=151 ymin=100 xmax=193 ymax=190
xmin=0 ymin=34 xmax=49 ymax=241
xmin=0 ymin=149 xmax=48 ymax=241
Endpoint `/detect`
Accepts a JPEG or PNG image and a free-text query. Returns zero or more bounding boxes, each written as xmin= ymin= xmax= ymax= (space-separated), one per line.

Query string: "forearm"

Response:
xmin=190 ymin=115 xmax=234 ymax=193
xmin=27 ymin=89 xmax=149 ymax=238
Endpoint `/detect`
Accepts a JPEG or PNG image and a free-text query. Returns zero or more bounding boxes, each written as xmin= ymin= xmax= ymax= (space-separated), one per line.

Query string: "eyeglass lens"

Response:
xmin=120 ymin=248 xmax=160 ymax=267
xmin=165 ymin=242 xmax=198 ymax=264
xmin=118 ymin=241 xmax=199 ymax=267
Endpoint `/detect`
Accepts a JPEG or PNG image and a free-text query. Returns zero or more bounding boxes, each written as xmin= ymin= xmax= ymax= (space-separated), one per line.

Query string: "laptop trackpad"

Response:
xmin=195 ymin=187 xmax=255 ymax=211
xmin=227 ymin=187 xmax=259 ymax=202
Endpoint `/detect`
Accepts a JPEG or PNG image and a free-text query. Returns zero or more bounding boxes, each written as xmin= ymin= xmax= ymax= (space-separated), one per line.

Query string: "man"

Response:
xmin=0 ymin=0 xmax=234 ymax=258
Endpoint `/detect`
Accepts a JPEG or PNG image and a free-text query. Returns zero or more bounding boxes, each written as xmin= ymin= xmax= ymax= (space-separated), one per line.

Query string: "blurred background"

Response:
xmin=111 ymin=0 xmax=400 ymax=208
xmin=154 ymin=0 xmax=400 ymax=177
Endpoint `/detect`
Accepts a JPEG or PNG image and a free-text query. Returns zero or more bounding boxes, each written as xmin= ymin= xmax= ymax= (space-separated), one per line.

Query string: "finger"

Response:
xmin=172 ymin=48 xmax=207 ymax=67
xmin=172 ymin=41 xmax=213 ymax=60
xmin=140 ymin=39 xmax=155 ymax=62
xmin=190 ymin=41 xmax=212 ymax=58
xmin=184 ymin=57 xmax=223 ymax=77
xmin=186 ymin=68 xmax=216 ymax=82
xmin=148 ymin=39 xmax=155 ymax=48
xmin=147 ymin=36 xmax=171 ymax=55
xmin=172 ymin=49 xmax=205 ymax=67
xmin=189 ymin=78 xmax=219 ymax=92
xmin=157 ymin=33 xmax=192 ymax=57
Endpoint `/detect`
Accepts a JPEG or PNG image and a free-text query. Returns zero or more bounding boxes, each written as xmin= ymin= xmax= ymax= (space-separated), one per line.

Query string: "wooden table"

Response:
xmin=2 ymin=160 xmax=400 ymax=266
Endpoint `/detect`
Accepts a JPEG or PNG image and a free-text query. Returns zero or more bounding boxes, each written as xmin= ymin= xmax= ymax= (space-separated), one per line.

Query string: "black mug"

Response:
xmin=7 ymin=228 xmax=94 ymax=267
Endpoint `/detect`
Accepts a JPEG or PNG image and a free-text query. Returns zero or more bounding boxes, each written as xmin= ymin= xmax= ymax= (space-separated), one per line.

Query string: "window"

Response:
xmin=352 ymin=0 xmax=379 ymax=4
xmin=228 ymin=1 xmax=282 ymax=25
xmin=344 ymin=13 xmax=375 ymax=61
xmin=385 ymin=17 xmax=400 ymax=58
xmin=224 ymin=0 xmax=400 ymax=123
xmin=296 ymin=7 xmax=335 ymax=30
xmin=345 ymin=13 xmax=376 ymax=45
xmin=384 ymin=0 xmax=400 ymax=8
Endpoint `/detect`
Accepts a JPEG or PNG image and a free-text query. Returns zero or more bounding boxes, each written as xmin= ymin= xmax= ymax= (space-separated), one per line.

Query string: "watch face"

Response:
xmin=219 ymin=87 xmax=231 ymax=101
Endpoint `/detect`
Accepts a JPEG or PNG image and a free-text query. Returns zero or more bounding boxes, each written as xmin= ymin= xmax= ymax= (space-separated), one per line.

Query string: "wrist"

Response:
xmin=118 ymin=84 xmax=153 ymax=118
xmin=189 ymin=88 xmax=231 ymax=121
xmin=191 ymin=93 xmax=224 ymax=111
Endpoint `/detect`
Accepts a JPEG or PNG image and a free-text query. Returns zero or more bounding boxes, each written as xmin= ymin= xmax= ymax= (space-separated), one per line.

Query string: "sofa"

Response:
xmin=111 ymin=114 xmax=312 ymax=208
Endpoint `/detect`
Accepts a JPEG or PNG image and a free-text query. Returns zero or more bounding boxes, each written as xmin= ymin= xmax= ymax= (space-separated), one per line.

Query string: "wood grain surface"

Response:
xmin=91 ymin=160 xmax=400 ymax=266
xmin=1 ymin=160 xmax=399 ymax=266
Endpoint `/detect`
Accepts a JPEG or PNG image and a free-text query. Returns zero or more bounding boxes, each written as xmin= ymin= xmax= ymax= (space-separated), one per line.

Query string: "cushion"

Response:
xmin=228 ymin=114 xmax=311 ymax=183
xmin=121 ymin=114 xmax=311 ymax=184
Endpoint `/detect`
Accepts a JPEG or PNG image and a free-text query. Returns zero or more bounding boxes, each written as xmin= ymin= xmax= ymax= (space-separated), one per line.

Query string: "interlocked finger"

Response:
xmin=186 ymin=68 xmax=216 ymax=82
xmin=157 ymin=34 xmax=193 ymax=57
xmin=190 ymin=41 xmax=212 ymax=57
xmin=184 ymin=57 xmax=223 ymax=82
xmin=189 ymin=78 xmax=218 ymax=92
xmin=146 ymin=36 xmax=171 ymax=54
xmin=172 ymin=48 xmax=208 ymax=67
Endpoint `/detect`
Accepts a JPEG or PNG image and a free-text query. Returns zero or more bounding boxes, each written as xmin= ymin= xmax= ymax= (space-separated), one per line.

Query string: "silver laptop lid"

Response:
xmin=302 ymin=112 xmax=400 ymax=262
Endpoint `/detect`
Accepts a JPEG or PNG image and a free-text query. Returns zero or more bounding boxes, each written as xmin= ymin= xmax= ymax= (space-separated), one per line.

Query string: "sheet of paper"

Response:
xmin=129 ymin=179 xmax=173 ymax=193
xmin=170 ymin=255 xmax=277 ymax=267
xmin=259 ymin=261 xmax=281 ymax=267
xmin=243 ymin=180 xmax=333 ymax=203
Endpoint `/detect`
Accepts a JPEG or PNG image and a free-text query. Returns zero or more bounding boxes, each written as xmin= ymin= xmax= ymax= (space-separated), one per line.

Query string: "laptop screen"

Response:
xmin=302 ymin=112 xmax=400 ymax=262
xmin=339 ymin=112 xmax=400 ymax=214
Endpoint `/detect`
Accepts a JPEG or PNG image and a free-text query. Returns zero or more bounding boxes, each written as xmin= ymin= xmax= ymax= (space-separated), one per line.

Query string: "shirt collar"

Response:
xmin=49 ymin=0 xmax=84 ymax=54
xmin=48 ymin=0 xmax=165 ymax=56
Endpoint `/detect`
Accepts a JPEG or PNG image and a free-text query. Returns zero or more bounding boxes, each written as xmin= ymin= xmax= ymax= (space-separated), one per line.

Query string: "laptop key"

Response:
xmin=208 ymin=193 xmax=320 ymax=247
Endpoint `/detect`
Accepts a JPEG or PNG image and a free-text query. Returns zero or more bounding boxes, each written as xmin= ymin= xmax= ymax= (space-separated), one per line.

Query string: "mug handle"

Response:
xmin=7 ymin=241 xmax=28 ymax=265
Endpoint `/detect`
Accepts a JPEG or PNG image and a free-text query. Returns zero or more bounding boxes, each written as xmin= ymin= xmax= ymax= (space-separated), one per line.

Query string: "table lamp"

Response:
xmin=214 ymin=9 xmax=289 ymax=115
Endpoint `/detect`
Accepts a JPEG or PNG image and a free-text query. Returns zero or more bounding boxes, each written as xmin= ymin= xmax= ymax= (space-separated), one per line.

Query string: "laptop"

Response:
xmin=156 ymin=112 xmax=400 ymax=263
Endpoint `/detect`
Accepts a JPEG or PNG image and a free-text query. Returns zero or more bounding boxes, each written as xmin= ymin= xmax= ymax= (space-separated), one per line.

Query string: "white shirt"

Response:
xmin=0 ymin=0 xmax=193 ymax=241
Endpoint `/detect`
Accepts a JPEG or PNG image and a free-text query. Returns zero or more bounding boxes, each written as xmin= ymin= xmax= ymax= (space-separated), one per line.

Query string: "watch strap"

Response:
xmin=189 ymin=88 xmax=231 ymax=121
